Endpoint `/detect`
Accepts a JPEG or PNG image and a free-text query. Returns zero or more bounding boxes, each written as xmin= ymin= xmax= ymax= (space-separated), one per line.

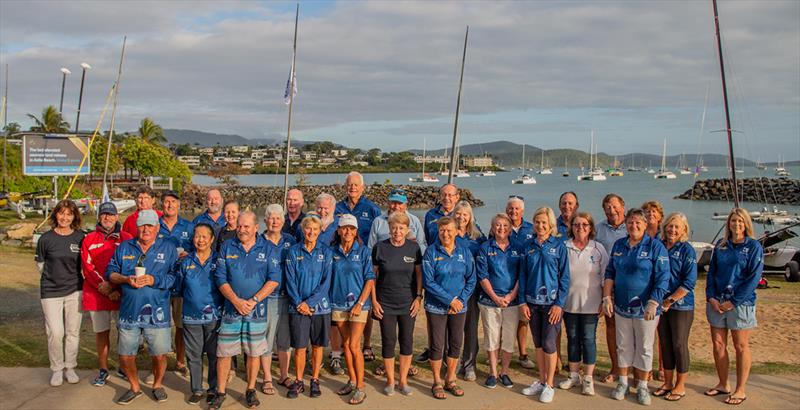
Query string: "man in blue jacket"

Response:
xmin=335 ymin=171 xmax=381 ymax=244
xmin=423 ymin=184 xmax=460 ymax=246
xmin=504 ymin=195 xmax=535 ymax=370
xmin=192 ymin=189 xmax=226 ymax=235
xmin=107 ymin=210 xmax=178 ymax=405
xmin=212 ymin=211 xmax=280 ymax=409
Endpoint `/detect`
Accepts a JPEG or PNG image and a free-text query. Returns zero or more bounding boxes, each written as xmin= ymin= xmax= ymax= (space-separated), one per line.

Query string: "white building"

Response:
xmin=462 ymin=156 xmax=494 ymax=167
xmin=241 ymin=160 xmax=255 ymax=169
xmin=261 ymin=160 xmax=279 ymax=167
xmin=414 ymin=155 xmax=450 ymax=164
xmin=351 ymin=161 xmax=369 ymax=167
xmin=302 ymin=151 xmax=317 ymax=160
xmin=197 ymin=147 xmax=214 ymax=155
xmin=331 ymin=149 xmax=348 ymax=157
xmin=177 ymin=155 xmax=201 ymax=167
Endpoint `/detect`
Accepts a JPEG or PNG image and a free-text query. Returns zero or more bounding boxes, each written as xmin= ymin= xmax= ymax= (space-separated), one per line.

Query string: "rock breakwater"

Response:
xmin=675 ymin=178 xmax=799 ymax=205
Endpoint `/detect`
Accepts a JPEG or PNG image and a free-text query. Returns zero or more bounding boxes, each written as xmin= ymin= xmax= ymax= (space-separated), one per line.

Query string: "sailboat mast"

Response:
xmin=712 ymin=0 xmax=740 ymax=208
xmin=661 ymin=138 xmax=667 ymax=171
xmin=102 ymin=36 xmax=127 ymax=191
xmin=421 ymin=138 xmax=427 ymax=176
xmin=282 ymin=4 xmax=300 ymax=205
xmin=448 ymin=26 xmax=469 ymax=184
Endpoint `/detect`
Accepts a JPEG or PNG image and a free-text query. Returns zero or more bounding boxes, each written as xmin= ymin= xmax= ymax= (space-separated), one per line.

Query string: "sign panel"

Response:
xmin=22 ymin=133 xmax=91 ymax=176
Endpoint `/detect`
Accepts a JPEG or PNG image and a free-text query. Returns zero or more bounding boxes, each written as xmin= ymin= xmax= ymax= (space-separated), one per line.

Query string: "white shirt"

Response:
xmin=564 ymin=239 xmax=609 ymax=314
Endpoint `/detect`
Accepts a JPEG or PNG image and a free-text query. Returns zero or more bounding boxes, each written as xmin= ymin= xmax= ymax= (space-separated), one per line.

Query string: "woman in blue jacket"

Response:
xmin=705 ymin=208 xmax=762 ymax=406
xmin=330 ymin=214 xmax=374 ymax=405
xmin=654 ymin=213 xmax=697 ymax=402
xmin=518 ymin=207 xmax=569 ymax=404
xmin=423 ymin=216 xmax=476 ymax=400
xmin=602 ymin=208 xmax=669 ymax=406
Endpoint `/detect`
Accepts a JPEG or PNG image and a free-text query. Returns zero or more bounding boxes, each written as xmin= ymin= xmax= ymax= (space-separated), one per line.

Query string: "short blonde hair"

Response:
xmin=532 ymin=206 xmax=559 ymax=238
xmin=387 ymin=212 xmax=410 ymax=227
xmin=490 ymin=213 xmax=513 ymax=238
xmin=722 ymin=208 xmax=755 ymax=243
xmin=453 ymin=200 xmax=482 ymax=240
xmin=641 ymin=200 xmax=664 ymax=224
xmin=300 ymin=214 xmax=323 ymax=230
xmin=661 ymin=212 xmax=690 ymax=242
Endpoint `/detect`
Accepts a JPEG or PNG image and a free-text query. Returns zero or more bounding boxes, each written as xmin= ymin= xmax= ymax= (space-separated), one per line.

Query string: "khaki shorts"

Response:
xmin=479 ymin=304 xmax=519 ymax=353
xmin=89 ymin=310 xmax=118 ymax=333
xmin=332 ymin=309 xmax=370 ymax=323
xmin=171 ymin=297 xmax=183 ymax=329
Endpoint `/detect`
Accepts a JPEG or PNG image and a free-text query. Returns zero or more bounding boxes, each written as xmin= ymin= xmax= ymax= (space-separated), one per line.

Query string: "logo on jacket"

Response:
xmin=353 ymin=254 xmax=360 ymax=261
xmin=69 ymin=244 xmax=80 ymax=253
xmin=403 ymin=256 xmax=415 ymax=263
xmin=458 ymin=254 xmax=464 ymax=262
xmin=548 ymin=248 xmax=557 ymax=255
xmin=318 ymin=254 xmax=324 ymax=261
xmin=639 ymin=251 xmax=649 ymax=258
xmin=123 ymin=255 xmax=135 ymax=260
xmin=257 ymin=253 xmax=266 ymax=261
xmin=362 ymin=212 xmax=368 ymax=218
xmin=181 ymin=232 xmax=189 ymax=238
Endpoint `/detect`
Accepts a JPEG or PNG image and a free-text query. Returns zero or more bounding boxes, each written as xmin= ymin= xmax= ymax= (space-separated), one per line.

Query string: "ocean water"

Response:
xmin=193 ymin=166 xmax=799 ymax=243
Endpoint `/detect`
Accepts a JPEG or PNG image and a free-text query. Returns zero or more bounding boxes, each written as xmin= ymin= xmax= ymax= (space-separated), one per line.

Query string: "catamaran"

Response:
xmin=512 ymin=145 xmax=536 ymax=184
xmin=654 ymin=138 xmax=677 ymax=179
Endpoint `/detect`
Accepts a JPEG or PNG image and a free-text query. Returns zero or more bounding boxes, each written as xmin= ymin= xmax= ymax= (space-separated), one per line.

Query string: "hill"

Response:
xmin=163 ymin=129 xmax=312 ymax=147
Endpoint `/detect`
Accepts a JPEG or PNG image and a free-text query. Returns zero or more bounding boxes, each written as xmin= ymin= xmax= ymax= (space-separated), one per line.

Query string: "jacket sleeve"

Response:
xmin=679 ymin=244 xmax=698 ymax=294
xmin=732 ymin=241 xmax=764 ymax=306
xmin=306 ymin=251 xmax=333 ymax=308
xmin=105 ymin=245 xmax=123 ymax=280
xmin=214 ymin=247 xmax=230 ymax=289
xmin=80 ymin=235 xmax=102 ymax=288
xmin=555 ymin=244 xmax=571 ymax=308
xmin=284 ymin=249 xmax=303 ymax=306
xmin=649 ymin=242 xmax=670 ymax=303
xmin=362 ymin=247 xmax=375 ymax=282
xmin=367 ymin=219 xmax=379 ymax=249
xmin=517 ymin=250 xmax=528 ymax=305
xmin=597 ymin=243 xmax=609 ymax=290
xmin=422 ymin=248 xmax=456 ymax=307
xmin=706 ymin=245 xmax=719 ymax=300
xmin=604 ymin=243 xmax=617 ymax=282
xmin=458 ymin=249 xmax=476 ymax=304
xmin=414 ymin=215 xmax=428 ymax=255
xmin=172 ymin=260 xmax=185 ymax=295
xmin=475 ymin=245 xmax=489 ymax=282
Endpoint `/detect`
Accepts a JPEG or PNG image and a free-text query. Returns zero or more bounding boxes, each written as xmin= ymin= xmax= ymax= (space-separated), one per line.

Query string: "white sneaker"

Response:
xmin=64 ymin=368 xmax=80 ymax=384
xmin=611 ymin=382 xmax=628 ymax=400
xmin=539 ymin=385 xmax=555 ymax=403
xmin=50 ymin=370 xmax=64 ymax=387
xmin=582 ymin=378 xmax=595 ymax=396
xmin=558 ymin=376 xmax=580 ymax=390
xmin=522 ymin=381 xmax=545 ymax=396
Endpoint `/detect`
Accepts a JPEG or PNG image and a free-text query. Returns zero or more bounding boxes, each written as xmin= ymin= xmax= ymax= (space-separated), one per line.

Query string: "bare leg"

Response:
xmin=119 ymin=355 xmax=140 ymax=392
xmin=555 ymin=328 xmax=563 ymax=372
xmin=311 ymin=345 xmax=324 ymax=379
xmin=544 ymin=352 xmax=557 ymax=387
xmin=500 ymin=350 xmax=512 ymax=375
xmin=536 ymin=348 xmax=546 ymax=383
xmin=347 ymin=322 xmax=366 ymax=389
xmin=330 ymin=325 xmax=342 ymax=359
xmin=294 ymin=348 xmax=307 ymax=382
xmin=336 ymin=321 xmax=356 ymax=383
xmin=710 ymin=327 xmax=731 ymax=392
xmin=96 ymin=330 xmax=110 ymax=370
xmin=731 ymin=329 xmax=751 ymax=399
xmin=246 ymin=355 xmax=260 ymax=390
xmin=398 ymin=354 xmax=412 ymax=388
xmin=278 ymin=349 xmax=291 ymax=381
xmin=430 ymin=359 xmax=443 ymax=386
xmin=445 ymin=356 xmax=459 ymax=384
xmin=605 ymin=315 xmax=618 ymax=380
xmin=487 ymin=349 xmax=499 ymax=377
xmin=363 ymin=316 xmax=374 ymax=351
xmin=260 ymin=354 xmax=272 ymax=383
xmin=175 ymin=327 xmax=186 ymax=369
xmin=672 ymin=371 xmax=688 ymax=395
xmin=216 ymin=356 xmax=232 ymax=393
xmin=384 ymin=357 xmax=396 ymax=388
xmin=152 ymin=355 xmax=168 ymax=388
xmin=517 ymin=321 xmax=529 ymax=361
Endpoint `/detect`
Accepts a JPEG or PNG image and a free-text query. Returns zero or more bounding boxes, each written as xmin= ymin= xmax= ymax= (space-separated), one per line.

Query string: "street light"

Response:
xmin=58 ymin=67 xmax=71 ymax=113
xmin=74 ymin=62 xmax=91 ymax=133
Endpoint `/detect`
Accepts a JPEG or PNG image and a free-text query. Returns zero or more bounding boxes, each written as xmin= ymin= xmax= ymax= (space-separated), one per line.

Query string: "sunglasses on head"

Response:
xmin=508 ymin=195 xmax=524 ymax=201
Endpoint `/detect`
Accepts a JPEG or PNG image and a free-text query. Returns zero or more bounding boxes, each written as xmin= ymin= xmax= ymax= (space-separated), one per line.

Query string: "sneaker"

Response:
xmin=330 ymin=357 xmax=345 ymax=376
xmin=144 ymin=373 xmax=155 ymax=385
xmin=91 ymin=369 xmax=110 ymax=387
xmin=611 ymin=383 xmax=628 ymax=401
xmin=206 ymin=390 xmax=216 ymax=404
xmin=499 ymin=374 xmax=514 ymax=388
xmin=637 ymin=386 xmax=651 ymax=406
xmin=539 ymin=385 xmax=555 ymax=403
xmin=152 ymin=387 xmax=168 ymax=403
xmin=582 ymin=378 xmax=595 ymax=396
xmin=115 ymin=368 xmax=128 ymax=381
xmin=65 ymin=368 xmax=80 ymax=384
xmin=558 ymin=375 xmax=580 ymax=390
xmin=383 ymin=384 xmax=395 ymax=396
xmin=484 ymin=375 xmax=497 ymax=389
xmin=50 ymin=370 xmax=63 ymax=387
xmin=188 ymin=392 xmax=204 ymax=404
xmin=310 ymin=378 xmax=322 ymax=397
xmin=398 ymin=385 xmax=413 ymax=396
xmin=209 ymin=392 xmax=226 ymax=409
xmin=287 ymin=380 xmax=304 ymax=399
xmin=414 ymin=349 xmax=430 ymax=363
xmin=245 ymin=389 xmax=260 ymax=407
xmin=116 ymin=389 xmax=143 ymax=405
xmin=519 ymin=355 xmax=535 ymax=369
xmin=522 ymin=381 xmax=545 ymax=396
xmin=464 ymin=368 xmax=477 ymax=382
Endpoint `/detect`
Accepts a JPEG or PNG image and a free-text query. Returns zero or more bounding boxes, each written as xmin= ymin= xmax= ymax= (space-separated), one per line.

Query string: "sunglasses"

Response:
xmin=508 ymin=195 xmax=525 ymax=201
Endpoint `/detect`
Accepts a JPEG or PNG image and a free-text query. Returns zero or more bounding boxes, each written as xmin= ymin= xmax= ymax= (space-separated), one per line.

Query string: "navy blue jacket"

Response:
xmin=335 ymin=197 xmax=382 ymax=245
xmin=519 ymin=235 xmax=570 ymax=307
xmin=706 ymin=237 xmax=763 ymax=307
xmin=605 ymin=234 xmax=670 ymax=319
xmin=285 ymin=241 xmax=333 ymax=315
xmin=330 ymin=241 xmax=375 ymax=311
xmin=215 ymin=235 xmax=280 ymax=322
xmin=476 ymin=239 xmax=522 ymax=307
xmin=174 ymin=251 xmax=223 ymax=324
xmin=422 ymin=242 xmax=476 ymax=314
xmin=665 ymin=241 xmax=697 ymax=311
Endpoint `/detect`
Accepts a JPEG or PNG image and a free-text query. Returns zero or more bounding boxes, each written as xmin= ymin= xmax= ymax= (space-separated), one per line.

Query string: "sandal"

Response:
xmin=277 ymin=377 xmax=294 ymax=389
xmin=431 ymin=384 xmax=446 ymax=400
xmin=337 ymin=381 xmax=356 ymax=396
xmin=725 ymin=396 xmax=747 ymax=405
xmin=665 ymin=392 xmax=686 ymax=401
xmin=444 ymin=381 xmax=465 ymax=397
xmin=653 ymin=386 xmax=672 ymax=397
xmin=363 ymin=347 xmax=376 ymax=362
xmin=349 ymin=388 xmax=366 ymax=405
xmin=600 ymin=373 xmax=615 ymax=383
xmin=261 ymin=380 xmax=276 ymax=395
xmin=407 ymin=366 xmax=419 ymax=377
xmin=374 ymin=364 xmax=386 ymax=376
xmin=705 ymin=387 xmax=731 ymax=397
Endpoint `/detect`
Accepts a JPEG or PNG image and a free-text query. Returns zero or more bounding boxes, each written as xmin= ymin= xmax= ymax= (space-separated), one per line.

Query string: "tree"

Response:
xmin=138 ymin=117 xmax=166 ymax=145
xmin=121 ymin=137 xmax=192 ymax=189
xmin=3 ymin=122 xmax=21 ymax=136
xmin=27 ymin=105 xmax=70 ymax=132
xmin=89 ymin=137 xmax=122 ymax=177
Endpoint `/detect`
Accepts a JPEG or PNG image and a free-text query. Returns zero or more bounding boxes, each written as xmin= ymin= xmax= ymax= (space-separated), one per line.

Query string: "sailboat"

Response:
xmin=654 ymin=138 xmax=677 ymax=179
xmin=775 ymin=155 xmax=790 ymax=177
xmin=537 ymin=151 xmax=553 ymax=175
xmin=562 ymin=156 xmax=570 ymax=177
xmin=679 ymin=154 xmax=692 ymax=174
xmin=608 ymin=156 xmax=624 ymax=176
xmin=578 ymin=130 xmax=606 ymax=181
xmin=477 ymin=168 xmax=496 ymax=177
xmin=409 ymin=138 xmax=440 ymax=183
xmin=512 ymin=145 xmax=536 ymax=184
xmin=627 ymin=153 xmax=641 ymax=172
xmin=755 ymin=158 xmax=767 ymax=170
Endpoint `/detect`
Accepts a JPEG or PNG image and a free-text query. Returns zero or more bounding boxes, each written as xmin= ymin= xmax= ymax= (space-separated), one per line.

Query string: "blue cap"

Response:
xmin=98 ymin=202 xmax=117 ymax=216
xmin=388 ymin=188 xmax=407 ymax=204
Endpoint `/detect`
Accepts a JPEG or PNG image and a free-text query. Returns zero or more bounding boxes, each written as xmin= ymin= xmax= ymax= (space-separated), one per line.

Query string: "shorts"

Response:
xmin=171 ymin=297 xmax=183 ymax=329
xmin=706 ymin=304 xmax=757 ymax=330
xmin=89 ymin=310 xmax=118 ymax=333
xmin=289 ymin=313 xmax=331 ymax=349
xmin=479 ymin=304 xmax=519 ymax=353
xmin=217 ymin=318 xmax=268 ymax=357
xmin=265 ymin=297 xmax=291 ymax=354
xmin=118 ymin=326 xmax=172 ymax=356
xmin=332 ymin=309 xmax=370 ymax=323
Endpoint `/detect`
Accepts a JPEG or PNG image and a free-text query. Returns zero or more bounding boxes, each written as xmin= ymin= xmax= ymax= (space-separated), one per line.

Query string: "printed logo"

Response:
xmin=227 ymin=254 xmax=239 ymax=259
xmin=511 ymin=250 xmax=518 ymax=256
xmin=258 ymin=253 xmax=265 ymax=259
xmin=613 ymin=252 xmax=623 ymax=257
xmin=187 ymin=264 xmax=196 ymax=270
xmin=69 ymin=244 xmax=80 ymax=253
xmin=403 ymin=256 xmax=415 ymax=263
xmin=271 ymin=258 xmax=279 ymax=267
xmin=488 ymin=251 xmax=497 ymax=257
xmin=318 ymin=254 xmax=324 ymax=261
xmin=181 ymin=232 xmax=188 ymax=238
xmin=590 ymin=255 xmax=596 ymax=264
xmin=295 ymin=255 xmax=304 ymax=261
xmin=548 ymin=248 xmax=557 ymax=255
xmin=434 ymin=257 xmax=445 ymax=261
xmin=333 ymin=256 xmax=341 ymax=260
xmin=362 ymin=212 xmax=368 ymax=218
xmin=353 ymin=254 xmax=360 ymax=261
xmin=157 ymin=253 xmax=165 ymax=260
xmin=458 ymin=253 xmax=465 ymax=262
xmin=639 ymin=251 xmax=649 ymax=258
xmin=123 ymin=255 xmax=135 ymax=260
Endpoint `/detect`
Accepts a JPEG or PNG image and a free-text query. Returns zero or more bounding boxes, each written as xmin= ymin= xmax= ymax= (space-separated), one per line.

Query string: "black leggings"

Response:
xmin=657 ymin=309 xmax=694 ymax=373
xmin=426 ymin=311 xmax=466 ymax=361
xmin=379 ymin=313 xmax=416 ymax=358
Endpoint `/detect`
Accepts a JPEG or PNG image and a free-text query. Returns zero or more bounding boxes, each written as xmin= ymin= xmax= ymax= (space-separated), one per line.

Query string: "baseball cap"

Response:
xmin=137 ymin=209 xmax=159 ymax=227
xmin=98 ymin=202 xmax=118 ymax=216
xmin=338 ymin=214 xmax=358 ymax=228
xmin=161 ymin=190 xmax=180 ymax=201
xmin=388 ymin=188 xmax=408 ymax=204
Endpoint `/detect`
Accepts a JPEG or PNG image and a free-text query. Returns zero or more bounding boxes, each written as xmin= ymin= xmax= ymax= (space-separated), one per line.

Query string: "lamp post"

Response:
xmin=74 ymin=62 xmax=91 ymax=133
xmin=58 ymin=67 xmax=71 ymax=113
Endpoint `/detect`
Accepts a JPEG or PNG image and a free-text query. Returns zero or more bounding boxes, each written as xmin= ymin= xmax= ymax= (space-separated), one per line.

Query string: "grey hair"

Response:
xmin=316 ymin=192 xmax=335 ymax=207
xmin=506 ymin=196 xmax=524 ymax=209
xmin=265 ymin=204 xmax=285 ymax=218
xmin=346 ymin=171 xmax=364 ymax=186
xmin=238 ymin=210 xmax=257 ymax=225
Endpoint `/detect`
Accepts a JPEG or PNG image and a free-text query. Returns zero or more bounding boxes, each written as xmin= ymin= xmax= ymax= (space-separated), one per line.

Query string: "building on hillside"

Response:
xmin=351 ymin=161 xmax=369 ymax=167
xmin=197 ymin=147 xmax=215 ymax=155
xmin=331 ymin=149 xmax=348 ymax=157
xmin=177 ymin=156 xmax=201 ymax=167
xmin=261 ymin=159 xmax=279 ymax=167
xmin=317 ymin=158 xmax=337 ymax=167
xmin=241 ymin=160 xmax=255 ymax=169
xmin=462 ymin=156 xmax=493 ymax=168
xmin=302 ymin=152 xmax=317 ymax=160
xmin=414 ymin=155 xmax=450 ymax=164
xmin=231 ymin=145 xmax=250 ymax=153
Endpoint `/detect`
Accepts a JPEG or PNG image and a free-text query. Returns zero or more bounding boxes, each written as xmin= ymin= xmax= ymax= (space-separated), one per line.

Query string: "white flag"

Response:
xmin=283 ymin=60 xmax=297 ymax=105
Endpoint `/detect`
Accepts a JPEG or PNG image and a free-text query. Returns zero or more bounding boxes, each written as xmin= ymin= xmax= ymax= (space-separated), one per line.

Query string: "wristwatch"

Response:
xmin=252 ymin=295 xmax=260 ymax=303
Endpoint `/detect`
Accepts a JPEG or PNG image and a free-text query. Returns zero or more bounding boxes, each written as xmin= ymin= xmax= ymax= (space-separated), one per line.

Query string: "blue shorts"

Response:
xmin=289 ymin=313 xmax=330 ymax=349
xmin=706 ymin=304 xmax=757 ymax=330
xmin=118 ymin=326 xmax=172 ymax=356
xmin=217 ymin=317 xmax=268 ymax=357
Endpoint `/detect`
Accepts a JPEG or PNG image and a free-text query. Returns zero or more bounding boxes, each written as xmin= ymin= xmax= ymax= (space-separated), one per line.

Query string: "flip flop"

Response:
xmin=653 ymin=387 xmax=672 ymax=397
xmin=725 ymin=396 xmax=747 ymax=405
xmin=705 ymin=388 xmax=731 ymax=397
xmin=665 ymin=392 xmax=686 ymax=401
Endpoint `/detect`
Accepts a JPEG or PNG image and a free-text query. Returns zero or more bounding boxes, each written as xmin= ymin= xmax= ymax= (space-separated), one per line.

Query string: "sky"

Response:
xmin=1 ymin=0 xmax=798 ymax=161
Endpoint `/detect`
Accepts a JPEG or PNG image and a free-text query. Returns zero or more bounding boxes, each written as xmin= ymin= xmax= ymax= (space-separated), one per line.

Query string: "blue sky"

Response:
xmin=1 ymin=0 xmax=798 ymax=161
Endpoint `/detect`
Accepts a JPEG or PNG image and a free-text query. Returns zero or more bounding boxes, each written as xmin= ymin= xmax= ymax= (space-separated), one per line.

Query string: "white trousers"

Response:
xmin=41 ymin=291 xmax=82 ymax=372
xmin=615 ymin=313 xmax=659 ymax=372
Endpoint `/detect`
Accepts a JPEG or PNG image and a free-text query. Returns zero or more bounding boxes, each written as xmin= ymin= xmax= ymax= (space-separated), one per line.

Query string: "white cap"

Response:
xmin=338 ymin=214 xmax=358 ymax=228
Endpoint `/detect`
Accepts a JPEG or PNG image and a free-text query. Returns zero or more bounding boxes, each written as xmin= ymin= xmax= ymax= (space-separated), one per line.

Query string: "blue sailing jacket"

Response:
xmin=519 ymin=235 xmax=570 ymax=307
xmin=173 ymin=251 xmax=223 ymax=325
xmin=510 ymin=220 xmax=534 ymax=249
xmin=665 ymin=241 xmax=697 ymax=311
xmin=263 ymin=232 xmax=296 ymax=299
xmin=706 ymin=237 xmax=763 ymax=307
xmin=423 ymin=205 xmax=453 ymax=246
xmin=475 ymin=239 xmax=522 ymax=307
xmin=285 ymin=241 xmax=333 ymax=315
xmin=215 ymin=235 xmax=279 ymax=322
xmin=192 ymin=211 xmax=226 ymax=235
xmin=283 ymin=212 xmax=306 ymax=242
xmin=330 ymin=241 xmax=375 ymax=311
xmin=605 ymin=234 xmax=670 ymax=319
xmin=556 ymin=215 xmax=570 ymax=243
xmin=335 ymin=197 xmax=382 ymax=245
xmin=422 ymin=242 xmax=476 ymax=314
xmin=317 ymin=215 xmax=340 ymax=247
xmin=106 ymin=238 xmax=178 ymax=329
xmin=158 ymin=216 xmax=195 ymax=253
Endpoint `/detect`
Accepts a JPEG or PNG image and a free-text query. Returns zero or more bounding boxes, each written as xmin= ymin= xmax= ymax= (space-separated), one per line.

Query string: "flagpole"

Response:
xmin=282 ymin=4 xmax=299 ymax=206
xmin=448 ymin=26 xmax=469 ymax=184
xmin=103 ymin=36 xmax=127 ymax=197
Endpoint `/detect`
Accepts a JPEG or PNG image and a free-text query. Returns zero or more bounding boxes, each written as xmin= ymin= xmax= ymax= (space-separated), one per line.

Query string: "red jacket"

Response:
xmin=81 ymin=223 xmax=133 ymax=311
xmin=121 ymin=209 xmax=163 ymax=238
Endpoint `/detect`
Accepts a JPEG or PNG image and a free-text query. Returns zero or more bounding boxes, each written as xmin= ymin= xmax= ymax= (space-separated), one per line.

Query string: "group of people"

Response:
xmin=34 ymin=172 xmax=762 ymax=407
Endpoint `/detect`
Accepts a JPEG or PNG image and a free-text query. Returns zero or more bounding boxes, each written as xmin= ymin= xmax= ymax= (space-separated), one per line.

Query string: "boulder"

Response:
xmin=6 ymin=223 xmax=37 ymax=240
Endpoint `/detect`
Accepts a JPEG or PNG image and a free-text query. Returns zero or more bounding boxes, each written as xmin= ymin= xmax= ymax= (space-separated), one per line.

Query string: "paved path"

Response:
xmin=2 ymin=367 xmax=798 ymax=409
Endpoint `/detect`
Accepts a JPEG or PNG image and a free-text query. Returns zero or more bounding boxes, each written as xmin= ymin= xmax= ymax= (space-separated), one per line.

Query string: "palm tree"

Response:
xmin=27 ymin=105 xmax=70 ymax=132
xmin=3 ymin=122 xmax=21 ymax=136
xmin=138 ymin=117 xmax=166 ymax=145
